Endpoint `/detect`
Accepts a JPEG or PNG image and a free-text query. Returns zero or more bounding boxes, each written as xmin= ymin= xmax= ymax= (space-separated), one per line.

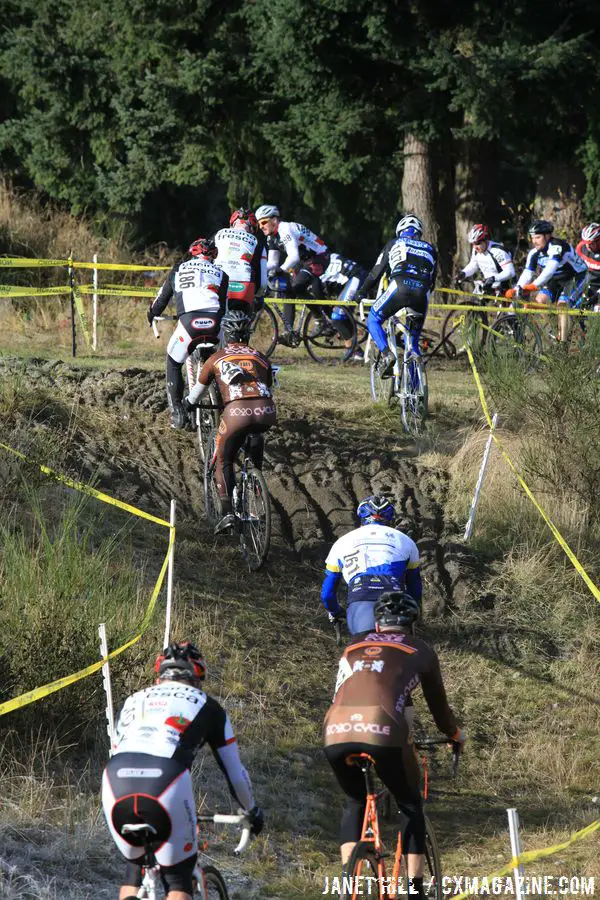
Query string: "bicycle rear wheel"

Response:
xmin=488 ymin=314 xmax=542 ymax=360
xmin=196 ymin=384 xmax=221 ymax=464
xmin=423 ymin=815 xmax=442 ymax=899
xmin=195 ymin=864 xmax=229 ymax=899
xmin=303 ymin=308 xmax=357 ymax=364
xmin=401 ymin=356 xmax=428 ymax=436
xmin=249 ymin=304 xmax=278 ymax=357
xmin=203 ymin=430 xmax=220 ymax=526
xmin=344 ymin=841 xmax=386 ymax=899
xmin=237 ymin=466 xmax=271 ymax=570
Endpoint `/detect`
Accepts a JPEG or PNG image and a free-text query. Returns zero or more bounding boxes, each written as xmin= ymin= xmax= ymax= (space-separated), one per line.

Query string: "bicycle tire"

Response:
xmin=370 ymin=354 xmax=393 ymax=404
xmin=196 ymin=864 xmax=230 ymax=900
xmin=238 ymin=466 xmax=271 ymax=571
xmin=196 ymin=383 xmax=221 ymax=464
xmin=343 ymin=841 xmax=386 ymax=900
xmin=250 ymin=304 xmax=278 ymax=357
xmin=488 ymin=314 xmax=542 ymax=360
xmin=302 ymin=308 xmax=357 ymax=364
xmin=441 ymin=308 xmax=487 ymax=358
xmin=423 ymin=815 xmax=443 ymax=899
xmin=203 ymin=430 xmax=220 ymax=526
xmin=401 ymin=355 xmax=428 ymax=436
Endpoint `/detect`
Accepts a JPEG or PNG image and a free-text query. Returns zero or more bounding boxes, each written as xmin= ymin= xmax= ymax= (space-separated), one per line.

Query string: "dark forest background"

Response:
xmin=1 ymin=0 xmax=600 ymax=275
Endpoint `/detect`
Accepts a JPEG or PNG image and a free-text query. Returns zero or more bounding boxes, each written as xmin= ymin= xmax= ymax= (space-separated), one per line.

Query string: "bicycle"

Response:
xmin=152 ymin=315 xmax=221 ymax=461
xmin=249 ymin=274 xmax=358 ymax=363
xmin=121 ymin=811 xmax=250 ymax=899
xmin=363 ymin=305 xmax=428 ymax=437
xmin=204 ymin=428 xmax=271 ymax=570
xmin=439 ymin=280 xmax=496 ymax=358
xmin=342 ymin=737 xmax=460 ymax=900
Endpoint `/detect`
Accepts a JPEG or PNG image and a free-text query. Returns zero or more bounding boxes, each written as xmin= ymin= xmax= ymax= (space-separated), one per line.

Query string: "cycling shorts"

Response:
xmin=167 ymin=311 xmax=221 ymax=364
xmin=102 ymin=752 xmax=198 ymax=878
xmin=537 ymin=272 xmax=586 ymax=305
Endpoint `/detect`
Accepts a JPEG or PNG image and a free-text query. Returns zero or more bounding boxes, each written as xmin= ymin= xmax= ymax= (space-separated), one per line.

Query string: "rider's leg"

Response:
xmin=557 ymin=299 xmax=569 ymax=344
xmin=366 ymin=279 xmax=400 ymax=353
xmin=166 ymin=320 xmax=195 ymax=428
xmin=214 ymin=416 xmax=246 ymax=519
xmin=323 ymin=742 xmax=368 ymax=865
xmin=377 ymin=746 xmax=426 ymax=893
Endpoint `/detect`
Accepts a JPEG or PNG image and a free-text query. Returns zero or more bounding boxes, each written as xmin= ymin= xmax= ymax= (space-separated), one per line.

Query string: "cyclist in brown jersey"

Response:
xmin=323 ymin=591 xmax=465 ymax=899
xmin=184 ymin=310 xmax=277 ymax=534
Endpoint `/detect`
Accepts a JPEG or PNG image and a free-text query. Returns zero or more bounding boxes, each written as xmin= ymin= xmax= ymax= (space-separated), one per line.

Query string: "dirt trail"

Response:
xmin=1 ymin=357 xmax=477 ymax=613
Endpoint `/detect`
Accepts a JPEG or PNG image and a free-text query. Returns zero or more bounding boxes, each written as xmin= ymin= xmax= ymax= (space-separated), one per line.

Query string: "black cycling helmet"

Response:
xmin=154 ymin=640 xmax=207 ymax=685
xmin=528 ymin=220 xmax=553 ymax=236
xmin=374 ymin=591 xmax=420 ymax=629
xmin=222 ymin=309 xmax=252 ymax=343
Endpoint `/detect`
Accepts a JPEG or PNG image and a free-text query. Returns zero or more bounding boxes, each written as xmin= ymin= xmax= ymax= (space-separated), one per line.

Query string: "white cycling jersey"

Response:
xmin=214 ymin=227 xmax=266 ymax=286
xmin=325 ymin=524 xmax=420 ymax=584
xmin=270 ymin=221 xmax=328 ymax=273
xmin=173 ymin=259 xmax=226 ymax=314
xmin=460 ymin=241 xmax=515 ymax=284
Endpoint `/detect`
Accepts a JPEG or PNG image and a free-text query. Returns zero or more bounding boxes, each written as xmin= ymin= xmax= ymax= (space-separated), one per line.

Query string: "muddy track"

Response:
xmin=1 ymin=357 xmax=480 ymax=614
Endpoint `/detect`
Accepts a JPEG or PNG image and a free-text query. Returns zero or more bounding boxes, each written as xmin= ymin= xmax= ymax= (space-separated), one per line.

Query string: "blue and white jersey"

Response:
xmin=518 ymin=238 xmax=587 ymax=289
xmin=388 ymin=236 xmax=437 ymax=285
xmin=325 ymin=524 xmax=420 ymax=585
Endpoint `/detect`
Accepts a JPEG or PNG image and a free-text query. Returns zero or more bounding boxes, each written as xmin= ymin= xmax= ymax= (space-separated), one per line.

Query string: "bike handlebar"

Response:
xmin=197 ymin=813 xmax=251 ymax=855
xmin=413 ymin=736 xmax=462 ymax=775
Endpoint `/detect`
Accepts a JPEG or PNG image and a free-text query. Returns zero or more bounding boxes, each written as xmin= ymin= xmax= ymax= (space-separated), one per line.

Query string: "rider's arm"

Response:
xmin=280 ymin=228 xmax=300 ymax=272
xmin=256 ymin=242 xmax=268 ymax=294
xmin=149 ymin=266 xmax=176 ymax=318
xmin=187 ymin=355 xmax=216 ymax=404
xmin=405 ymin=540 xmax=422 ymax=605
xmin=321 ymin=538 xmax=344 ymax=616
xmin=460 ymin=253 xmax=479 ymax=279
xmin=490 ymin=247 xmax=515 ymax=283
xmin=358 ymin=242 xmax=392 ymax=298
xmin=576 ymin=240 xmax=600 ymax=270
xmin=218 ymin=271 xmax=229 ymax=306
xmin=207 ymin=702 xmax=255 ymax=812
xmin=516 ymin=248 xmax=538 ymax=289
xmin=420 ymin=651 xmax=461 ymax=740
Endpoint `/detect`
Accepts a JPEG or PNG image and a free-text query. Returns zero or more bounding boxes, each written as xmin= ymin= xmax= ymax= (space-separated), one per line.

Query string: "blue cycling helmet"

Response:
xmin=396 ymin=214 xmax=423 ymax=238
xmin=357 ymin=495 xmax=395 ymax=524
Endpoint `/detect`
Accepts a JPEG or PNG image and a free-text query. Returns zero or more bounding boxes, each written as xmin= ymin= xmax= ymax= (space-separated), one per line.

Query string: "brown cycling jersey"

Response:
xmin=198 ymin=343 xmax=273 ymax=405
xmin=323 ymin=630 xmax=458 ymax=749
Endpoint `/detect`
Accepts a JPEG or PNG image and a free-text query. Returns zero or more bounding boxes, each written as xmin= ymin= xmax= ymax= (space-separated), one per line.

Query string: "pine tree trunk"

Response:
xmin=401 ymin=133 xmax=438 ymax=247
xmin=454 ymin=137 xmax=486 ymax=271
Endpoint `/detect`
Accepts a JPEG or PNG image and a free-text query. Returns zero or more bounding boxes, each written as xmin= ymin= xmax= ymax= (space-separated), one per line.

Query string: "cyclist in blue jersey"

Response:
xmin=321 ymin=496 xmax=422 ymax=636
xmin=356 ymin=215 xmax=438 ymax=377
xmin=512 ymin=220 xmax=587 ymax=344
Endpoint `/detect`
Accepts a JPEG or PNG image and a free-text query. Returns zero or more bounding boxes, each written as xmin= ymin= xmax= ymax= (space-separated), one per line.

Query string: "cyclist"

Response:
xmin=214 ymin=208 xmax=267 ymax=313
xmin=323 ymin=591 xmax=465 ymax=899
xmin=576 ymin=223 xmax=600 ymax=310
xmin=254 ymin=204 xmax=346 ymax=342
xmin=510 ymin=219 xmax=587 ymax=344
xmin=321 ymin=252 xmax=368 ymax=303
xmin=147 ymin=238 xmax=229 ymax=430
xmin=102 ymin=640 xmax=263 ymax=900
xmin=185 ymin=309 xmax=276 ymax=534
xmin=356 ymin=214 xmax=438 ymax=377
xmin=455 ymin=224 xmax=515 ymax=294
xmin=321 ymin=495 xmax=421 ymax=636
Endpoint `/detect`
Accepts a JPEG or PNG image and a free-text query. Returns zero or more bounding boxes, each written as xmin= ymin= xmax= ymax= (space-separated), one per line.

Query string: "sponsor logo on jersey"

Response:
xmin=229 ymin=404 xmax=274 ymax=416
xmin=191 ymin=317 xmax=215 ymax=329
xmin=350 ymin=713 xmax=363 ymax=721
xmin=229 ymin=281 xmax=245 ymax=292
xmin=165 ymin=715 xmax=191 ymax=733
xmin=326 ymin=722 xmax=391 ymax=736
xmin=117 ymin=767 xmax=163 ymax=778
xmin=364 ymin=646 xmax=383 ymax=656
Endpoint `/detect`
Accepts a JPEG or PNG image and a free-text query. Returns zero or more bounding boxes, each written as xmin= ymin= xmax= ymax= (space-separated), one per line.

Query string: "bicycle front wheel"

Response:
xmin=196 ymin=864 xmax=230 ymax=899
xmin=203 ymin=430 xmax=221 ymax=526
xmin=303 ymin=309 xmax=356 ymax=364
xmin=344 ymin=841 xmax=386 ymax=900
xmin=250 ymin=304 xmax=278 ymax=357
xmin=423 ymin=815 xmax=443 ymax=899
xmin=238 ymin=467 xmax=271 ymax=571
xmin=488 ymin=314 xmax=542 ymax=360
xmin=370 ymin=353 xmax=393 ymax=405
xmin=401 ymin=356 xmax=428 ymax=436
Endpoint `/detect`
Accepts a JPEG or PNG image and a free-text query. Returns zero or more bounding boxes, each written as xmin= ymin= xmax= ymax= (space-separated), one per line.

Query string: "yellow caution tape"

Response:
xmin=0 ymin=440 xmax=170 ymax=527
xmin=78 ymin=285 xmax=156 ymax=298
xmin=0 ymin=525 xmax=174 ymax=717
xmin=0 ymin=257 xmax=70 ymax=267
xmin=452 ymin=818 xmax=600 ymax=900
xmin=0 ymin=285 xmax=71 ymax=297
xmin=464 ymin=342 xmax=600 ymax=604
xmin=73 ymin=261 xmax=170 ymax=272
xmin=72 ymin=284 xmax=92 ymax=349
xmin=0 ymin=256 xmax=169 ymax=272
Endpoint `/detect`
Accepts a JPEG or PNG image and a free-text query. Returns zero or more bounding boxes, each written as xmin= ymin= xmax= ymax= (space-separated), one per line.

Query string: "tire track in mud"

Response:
xmin=1 ymin=357 xmax=480 ymax=613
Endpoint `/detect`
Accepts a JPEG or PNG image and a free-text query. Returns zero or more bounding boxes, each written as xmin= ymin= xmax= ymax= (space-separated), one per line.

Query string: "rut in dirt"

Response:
xmin=1 ymin=357 xmax=478 ymax=613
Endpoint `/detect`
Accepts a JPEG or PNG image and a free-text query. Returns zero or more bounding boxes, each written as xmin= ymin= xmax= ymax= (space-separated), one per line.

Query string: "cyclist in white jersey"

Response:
xmin=255 ymin=204 xmax=333 ymax=336
xmin=455 ymin=224 xmax=515 ymax=293
xmin=148 ymin=238 xmax=229 ymax=429
xmin=214 ymin=208 xmax=267 ymax=312
xmin=102 ymin=641 xmax=263 ymax=900
xmin=321 ymin=496 xmax=422 ymax=635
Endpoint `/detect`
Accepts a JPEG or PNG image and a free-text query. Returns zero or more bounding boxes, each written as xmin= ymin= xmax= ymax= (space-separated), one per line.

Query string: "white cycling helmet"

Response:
xmin=396 ymin=214 xmax=423 ymax=237
xmin=581 ymin=222 xmax=600 ymax=243
xmin=255 ymin=204 xmax=280 ymax=220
